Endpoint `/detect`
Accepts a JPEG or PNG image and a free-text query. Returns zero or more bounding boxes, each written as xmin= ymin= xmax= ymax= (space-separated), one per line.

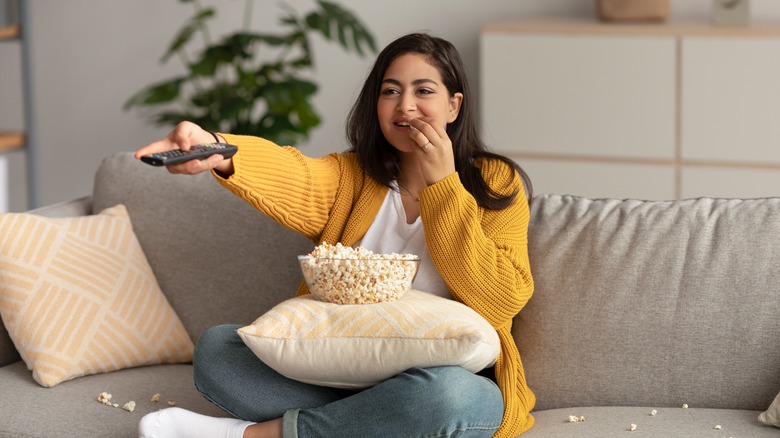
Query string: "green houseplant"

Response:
xmin=125 ymin=0 xmax=376 ymax=146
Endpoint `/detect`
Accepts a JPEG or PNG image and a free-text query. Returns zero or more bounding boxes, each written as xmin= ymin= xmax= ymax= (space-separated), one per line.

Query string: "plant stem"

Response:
xmin=192 ymin=0 xmax=212 ymax=46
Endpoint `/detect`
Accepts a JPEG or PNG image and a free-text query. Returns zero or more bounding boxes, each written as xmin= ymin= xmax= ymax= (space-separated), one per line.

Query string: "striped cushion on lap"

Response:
xmin=0 ymin=204 xmax=193 ymax=387
xmin=238 ymin=290 xmax=499 ymax=388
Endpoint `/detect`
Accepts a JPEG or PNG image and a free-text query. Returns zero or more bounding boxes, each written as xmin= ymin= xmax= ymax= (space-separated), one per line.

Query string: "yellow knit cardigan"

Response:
xmin=214 ymin=134 xmax=536 ymax=437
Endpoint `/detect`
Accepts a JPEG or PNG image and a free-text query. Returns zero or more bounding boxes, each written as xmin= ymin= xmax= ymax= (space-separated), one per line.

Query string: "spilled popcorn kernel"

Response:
xmin=98 ymin=391 xmax=137 ymax=413
xmin=567 ymin=415 xmax=579 ymax=423
xmin=650 ymin=409 xmax=658 ymax=416
xmin=97 ymin=392 xmax=113 ymax=406
xmin=580 ymin=416 xmax=586 ymax=422
xmin=150 ymin=393 xmax=161 ymax=402
xmin=167 ymin=400 xmax=177 ymax=407
xmin=682 ymin=403 xmax=689 ymax=409
xmin=629 ymin=424 xmax=638 ymax=431
xmin=714 ymin=425 xmax=722 ymax=430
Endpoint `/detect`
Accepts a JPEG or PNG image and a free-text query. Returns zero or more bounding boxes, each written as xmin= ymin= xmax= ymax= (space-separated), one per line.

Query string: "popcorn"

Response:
xmin=97 ymin=392 xmax=113 ymax=406
xmin=300 ymin=243 xmax=419 ymax=304
xmin=714 ymin=425 xmax=722 ymax=430
xmin=167 ymin=400 xmax=177 ymax=406
xmin=682 ymin=403 xmax=689 ymax=409
xmin=566 ymin=415 xmax=585 ymax=423
xmin=150 ymin=393 xmax=161 ymax=402
xmin=650 ymin=409 xmax=658 ymax=416
xmin=629 ymin=423 xmax=638 ymax=431
xmin=98 ymin=392 xmax=134 ymax=413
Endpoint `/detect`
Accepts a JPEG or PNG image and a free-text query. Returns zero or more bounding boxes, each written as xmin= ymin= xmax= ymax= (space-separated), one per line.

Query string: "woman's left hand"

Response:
xmin=408 ymin=117 xmax=457 ymax=185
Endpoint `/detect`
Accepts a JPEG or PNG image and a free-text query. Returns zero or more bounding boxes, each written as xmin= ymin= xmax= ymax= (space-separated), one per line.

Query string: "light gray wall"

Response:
xmin=2 ymin=0 xmax=780 ymax=211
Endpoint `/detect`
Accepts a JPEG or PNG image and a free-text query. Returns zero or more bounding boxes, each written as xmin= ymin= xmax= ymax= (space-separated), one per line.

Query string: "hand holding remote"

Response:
xmin=134 ymin=121 xmax=235 ymax=175
xmin=140 ymin=143 xmax=238 ymax=166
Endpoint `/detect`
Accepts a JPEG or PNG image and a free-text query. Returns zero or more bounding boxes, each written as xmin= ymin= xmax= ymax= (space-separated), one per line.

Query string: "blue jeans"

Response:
xmin=193 ymin=324 xmax=504 ymax=438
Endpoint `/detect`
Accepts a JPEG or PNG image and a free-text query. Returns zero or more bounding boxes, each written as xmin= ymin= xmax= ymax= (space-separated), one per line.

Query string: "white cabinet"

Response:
xmin=481 ymin=19 xmax=780 ymax=200
xmin=681 ymin=37 xmax=780 ymax=163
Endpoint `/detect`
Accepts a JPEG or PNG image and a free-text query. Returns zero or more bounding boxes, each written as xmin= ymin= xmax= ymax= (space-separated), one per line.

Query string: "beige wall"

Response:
xmin=1 ymin=0 xmax=780 ymax=211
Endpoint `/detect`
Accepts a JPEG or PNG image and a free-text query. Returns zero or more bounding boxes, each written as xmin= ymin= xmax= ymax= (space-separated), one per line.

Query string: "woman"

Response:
xmin=136 ymin=32 xmax=535 ymax=438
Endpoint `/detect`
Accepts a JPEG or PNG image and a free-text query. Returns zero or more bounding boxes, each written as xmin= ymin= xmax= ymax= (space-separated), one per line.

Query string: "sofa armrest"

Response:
xmin=0 ymin=196 xmax=93 ymax=367
xmin=29 ymin=195 xmax=93 ymax=218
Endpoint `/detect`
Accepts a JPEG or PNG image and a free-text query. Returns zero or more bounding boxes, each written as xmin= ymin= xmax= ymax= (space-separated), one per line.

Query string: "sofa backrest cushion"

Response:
xmin=516 ymin=194 xmax=780 ymax=411
xmin=91 ymin=153 xmax=313 ymax=343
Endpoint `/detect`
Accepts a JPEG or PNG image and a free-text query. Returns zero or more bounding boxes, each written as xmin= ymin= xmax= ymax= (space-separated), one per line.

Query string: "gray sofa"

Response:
xmin=1 ymin=152 xmax=779 ymax=437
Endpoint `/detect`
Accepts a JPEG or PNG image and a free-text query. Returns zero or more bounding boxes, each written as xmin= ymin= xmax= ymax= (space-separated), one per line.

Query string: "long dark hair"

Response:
xmin=346 ymin=32 xmax=532 ymax=209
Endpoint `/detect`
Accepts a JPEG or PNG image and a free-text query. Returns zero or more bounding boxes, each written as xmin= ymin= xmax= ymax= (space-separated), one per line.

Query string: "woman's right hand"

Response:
xmin=134 ymin=121 xmax=234 ymax=176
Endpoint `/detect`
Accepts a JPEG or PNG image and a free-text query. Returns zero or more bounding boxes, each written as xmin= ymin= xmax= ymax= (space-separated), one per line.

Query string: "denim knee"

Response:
xmin=192 ymin=325 xmax=243 ymax=393
xmin=404 ymin=367 xmax=503 ymax=422
xmin=194 ymin=324 xmax=238 ymax=361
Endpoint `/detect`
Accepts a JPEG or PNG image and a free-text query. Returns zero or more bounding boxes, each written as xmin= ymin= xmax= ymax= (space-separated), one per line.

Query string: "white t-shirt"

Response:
xmin=357 ymin=182 xmax=451 ymax=299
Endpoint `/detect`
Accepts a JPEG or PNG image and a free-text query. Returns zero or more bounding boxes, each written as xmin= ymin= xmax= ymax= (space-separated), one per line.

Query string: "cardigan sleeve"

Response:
xmin=211 ymin=134 xmax=343 ymax=241
xmin=419 ymin=159 xmax=533 ymax=329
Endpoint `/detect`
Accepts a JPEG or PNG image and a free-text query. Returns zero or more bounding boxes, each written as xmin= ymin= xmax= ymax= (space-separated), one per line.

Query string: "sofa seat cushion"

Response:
xmin=0 ymin=361 xmax=227 ymax=438
xmin=522 ymin=406 xmax=778 ymax=437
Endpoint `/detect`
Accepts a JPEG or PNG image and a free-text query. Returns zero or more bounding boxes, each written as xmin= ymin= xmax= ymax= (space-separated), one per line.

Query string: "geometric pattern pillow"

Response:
xmin=0 ymin=204 xmax=193 ymax=387
xmin=238 ymin=290 xmax=499 ymax=389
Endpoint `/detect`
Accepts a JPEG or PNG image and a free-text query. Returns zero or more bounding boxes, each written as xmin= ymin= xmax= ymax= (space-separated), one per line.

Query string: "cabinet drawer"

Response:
xmin=481 ymin=33 xmax=676 ymax=160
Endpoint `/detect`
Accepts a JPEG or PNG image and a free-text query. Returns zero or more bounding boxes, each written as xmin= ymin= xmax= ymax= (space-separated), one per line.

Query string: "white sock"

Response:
xmin=138 ymin=407 xmax=254 ymax=438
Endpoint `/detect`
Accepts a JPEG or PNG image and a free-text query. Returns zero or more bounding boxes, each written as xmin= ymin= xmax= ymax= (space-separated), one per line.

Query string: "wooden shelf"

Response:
xmin=0 ymin=132 xmax=25 ymax=152
xmin=0 ymin=24 xmax=20 ymax=41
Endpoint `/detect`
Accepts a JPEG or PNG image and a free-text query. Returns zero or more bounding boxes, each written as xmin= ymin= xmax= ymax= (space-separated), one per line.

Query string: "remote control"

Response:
xmin=140 ymin=143 xmax=238 ymax=166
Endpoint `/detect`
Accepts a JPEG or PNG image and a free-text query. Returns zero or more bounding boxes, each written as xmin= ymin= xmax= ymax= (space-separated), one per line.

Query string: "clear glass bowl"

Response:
xmin=298 ymin=255 xmax=420 ymax=304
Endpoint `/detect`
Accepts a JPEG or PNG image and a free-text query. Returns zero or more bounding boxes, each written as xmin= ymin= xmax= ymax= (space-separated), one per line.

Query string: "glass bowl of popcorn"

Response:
xmin=298 ymin=243 xmax=420 ymax=305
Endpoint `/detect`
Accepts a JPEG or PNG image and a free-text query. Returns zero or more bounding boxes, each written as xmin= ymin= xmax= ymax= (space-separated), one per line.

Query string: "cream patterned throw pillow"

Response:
xmin=238 ymin=290 xmax=499 ymax=389
xmin=759 ymin=391 xmax=780 ymax=427
xmin=0 ymin=204 xmax=194 ymax=387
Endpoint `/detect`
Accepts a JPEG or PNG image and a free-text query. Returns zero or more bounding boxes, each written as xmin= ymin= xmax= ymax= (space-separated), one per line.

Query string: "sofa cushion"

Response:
xmin=759 ymin=391 xmax=780 ymax=427
xmin=517 ymin=195 xmax=780 ymax=411
xmin=238 ymin=290 xmax=499 ymax=388
xmin=91 ymin=153 xmax=313 ymax=342
xmin=0 ymin=197 xmax=93 ymax=368
xmin=0 ymin=361 xmax=227 ymax=438
xmin=0 ymin=204 xmax=193 ymax=387
xmin=519 ymin=406 xmax=779 ymax=437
